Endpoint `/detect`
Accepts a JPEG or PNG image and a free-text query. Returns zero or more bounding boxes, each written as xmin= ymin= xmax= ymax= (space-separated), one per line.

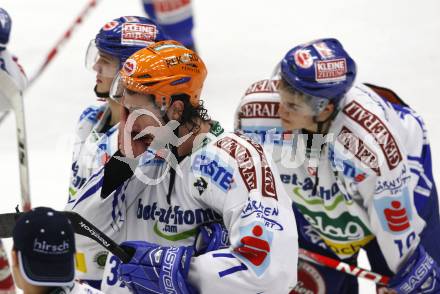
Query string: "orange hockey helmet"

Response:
xmin=111 ymin=40 xmax=207 ymax=109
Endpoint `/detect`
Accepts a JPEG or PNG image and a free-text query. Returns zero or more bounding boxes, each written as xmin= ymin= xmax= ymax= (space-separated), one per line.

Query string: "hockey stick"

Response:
xmin=0 ymin=209 xmax=391 ymax=286
xmin=298 ymin=248 xmax=390 ymax=286
xmin=0 ymin=71 xmax=31 ymax=212
xmin=0 ymin=69 xmax=29 ymax=293
xmin=0 ymin=0 xmax=101 ymax=126
xmin=28 ymin=0 xmax=101 ymax=86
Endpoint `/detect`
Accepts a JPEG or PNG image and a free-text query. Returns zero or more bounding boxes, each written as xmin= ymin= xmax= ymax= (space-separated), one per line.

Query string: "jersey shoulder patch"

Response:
xmin=339 ymin=89 xmax=404 ymax=172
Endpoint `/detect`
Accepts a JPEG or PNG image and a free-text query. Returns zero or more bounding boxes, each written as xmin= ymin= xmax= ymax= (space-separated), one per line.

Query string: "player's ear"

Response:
xmin=317 ymin=102 xmax=335 ymax=122
xmin=167 ymin=100 xmax=185 ymax=121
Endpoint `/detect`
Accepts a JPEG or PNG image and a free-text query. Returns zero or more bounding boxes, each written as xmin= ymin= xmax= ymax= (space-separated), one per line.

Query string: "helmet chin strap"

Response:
xmin=94 ymin=85 xmax=110 ymax=99
xmin=312 ymin=108 xmax=339 ymax=134
xmin=308 ymin=107 xmax=339 ymax=196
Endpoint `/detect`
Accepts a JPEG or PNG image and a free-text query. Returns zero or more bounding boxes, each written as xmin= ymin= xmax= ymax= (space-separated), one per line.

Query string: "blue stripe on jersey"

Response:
xmin=218 ymin=263 xmax=248 ymax=278
xmin=111 ymin=183 xmax=126 ymax=222
xmin=212 ymin=253 xmax=235 ymax=258
xmin=83 ymin=166 xmax=105 ymax=189
xmin=73 ymin=176 xmax=104 ymax=209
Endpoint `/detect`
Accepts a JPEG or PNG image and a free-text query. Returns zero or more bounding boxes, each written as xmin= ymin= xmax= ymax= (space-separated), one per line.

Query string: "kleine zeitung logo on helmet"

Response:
xmin=294 ymin=49 xmax=313 ymax=69
xmin=315 ymin=58 xmax=347 ymax=82
xmin=123 ymin=59 xmax=137 ymax=76
xmin=122 ymin=23 xmax=158 ymax=46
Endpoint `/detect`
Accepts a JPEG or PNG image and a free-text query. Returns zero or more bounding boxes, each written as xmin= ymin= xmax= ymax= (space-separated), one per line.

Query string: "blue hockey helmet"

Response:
xmin=85 ymin=16 xmax=169 ymax=73
xmin=0 ymin=8 xmax=12 ymax=49
xmin=280 ymin=38 xmax=357 ymax=105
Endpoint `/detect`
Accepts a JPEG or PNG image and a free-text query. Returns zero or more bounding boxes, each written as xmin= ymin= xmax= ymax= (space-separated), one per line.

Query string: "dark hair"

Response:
xmin=171 ymin=94 xmax=210 ymax=125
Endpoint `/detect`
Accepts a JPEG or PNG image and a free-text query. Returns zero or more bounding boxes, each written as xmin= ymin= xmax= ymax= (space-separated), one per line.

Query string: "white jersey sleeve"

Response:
xmin=0 ymin=49 xmax=27 ymax=111
xmin=330 ymin=84 xmax=426 ymax=272
xmin=186 ymin=132 xmax=298 ymax=293
xmin=68 ymin=104 xmax=118 ymax=203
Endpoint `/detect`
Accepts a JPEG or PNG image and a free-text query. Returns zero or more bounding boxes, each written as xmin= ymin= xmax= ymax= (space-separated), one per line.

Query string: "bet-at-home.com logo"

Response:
xmin=137 ymin=199 xmax=222 ymax=241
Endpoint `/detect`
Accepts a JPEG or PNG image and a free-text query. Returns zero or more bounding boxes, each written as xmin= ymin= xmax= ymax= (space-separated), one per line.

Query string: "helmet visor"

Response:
xmin=272 ymin=63 xmax=329 ymax=115
xmin=109 ymin=72 xmax=125 ymax=103
xmin=278 ymin=81 xmax=329 ymax=116
xmin=85 ymin=39 xmax=119 ymax=78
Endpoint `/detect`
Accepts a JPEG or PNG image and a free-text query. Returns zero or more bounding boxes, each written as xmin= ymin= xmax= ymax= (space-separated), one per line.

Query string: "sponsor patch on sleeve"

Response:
xmin=215 ymin=137 xmax=257 ymax=192
xmin=373 ymin=190 xmax=413 ymax=235
xmin=238 ymin=134 xmax=278 ymax=200
xmin=343 ymin=101 xmax=403 ymax=169
xmin=337 ymin=126 xmax=381 ymax=176
xmin=233 ymin=221 xmax=273 ymax=277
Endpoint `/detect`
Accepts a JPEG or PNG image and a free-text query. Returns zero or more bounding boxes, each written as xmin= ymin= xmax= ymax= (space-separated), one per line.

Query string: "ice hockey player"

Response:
xmin=69 ymin=16 xmax=168 ymax=204
xmin=11 ymin=207 xmax=104 ymax=294
xmin=142 ymin=0 xmax=196 ymax=50
xmin=235 ymin=79 xmax=353 ymax=294
xmin=67 ymin=16 xmax=168 ymax=289
xmin=236 ymin=38 xmax=440 ymax=293
xmin=0 ymin=7 xmax=27 ymax=294
xmin=67 ymin=40 xmax=298 ymax=293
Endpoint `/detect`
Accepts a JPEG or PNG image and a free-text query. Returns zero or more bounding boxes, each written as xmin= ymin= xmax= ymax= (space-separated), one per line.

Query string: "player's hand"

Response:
xmin=389 ymin=245 xmax=440 ymax=293
xmin=194 ymin=222 xmax=230 ymax=255
xmin=118 ymin=241 xmax=196 ymax=294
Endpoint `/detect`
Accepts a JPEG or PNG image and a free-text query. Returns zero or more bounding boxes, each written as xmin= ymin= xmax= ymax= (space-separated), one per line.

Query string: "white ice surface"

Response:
xmin=1 ymin=0 xmax=439 ymax=293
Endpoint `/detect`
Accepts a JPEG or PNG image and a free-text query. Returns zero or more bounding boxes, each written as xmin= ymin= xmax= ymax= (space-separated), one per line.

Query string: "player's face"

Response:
xmin=93 ymin=52 xmax=119 ymax=93
xmin=121 ymin=89 xmax=163 ymax=151
xmin=278 ymin=87 xmax=316 ymax=131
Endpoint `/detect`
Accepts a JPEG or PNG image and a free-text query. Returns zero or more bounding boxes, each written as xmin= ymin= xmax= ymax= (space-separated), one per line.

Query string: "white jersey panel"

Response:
xmin=68 ymin=104 xmax=118 ymax=202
